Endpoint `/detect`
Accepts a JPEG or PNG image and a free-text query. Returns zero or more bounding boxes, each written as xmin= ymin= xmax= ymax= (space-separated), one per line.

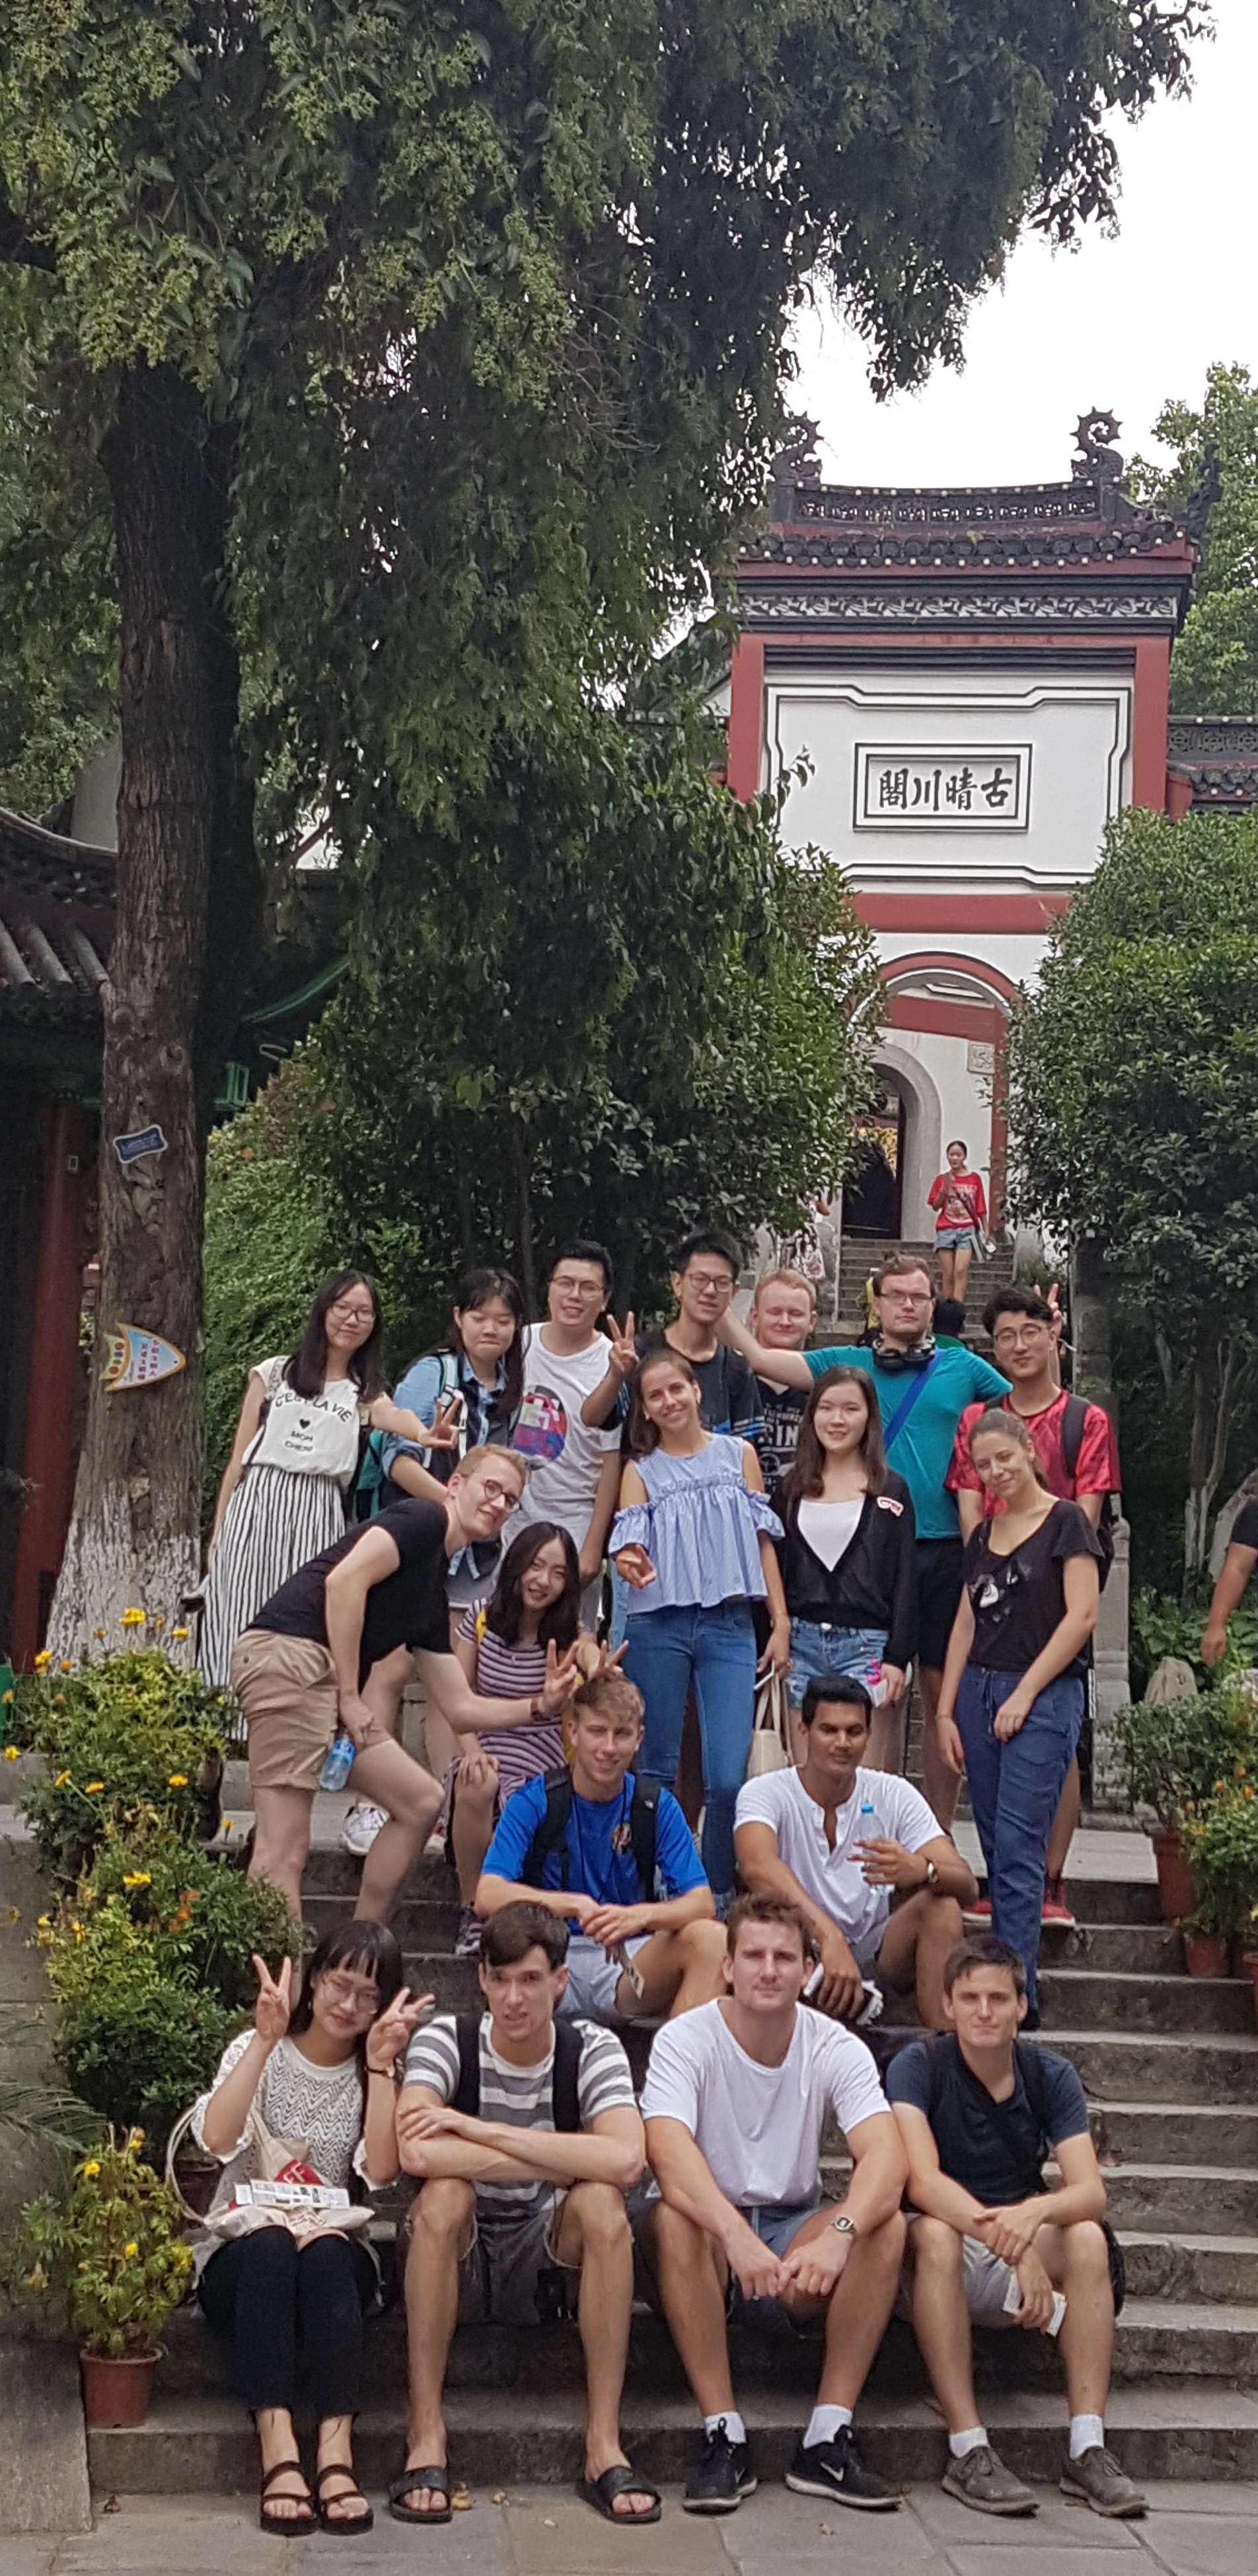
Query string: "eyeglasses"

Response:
xmin=883 ymin=1289 xmax=932 ymax=1306
xmin=685 ymin=1270 xmax=735 ymax=1293
xmin=474 ymin=1477 xmax=521 ymax=1505
xmin=329 ymin=1301 xmax=375 ymax=1325
xmin=992 ymin=1326 xmax=1051 ymax=1349
xmin=551 ymin=1276 xmax=605 ymax=1298
xmin=319 ymin=1972 xmax=380 ymax=2013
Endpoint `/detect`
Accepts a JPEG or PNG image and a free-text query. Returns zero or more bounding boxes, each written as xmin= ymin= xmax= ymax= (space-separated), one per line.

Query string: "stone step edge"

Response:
xmin=1119 ymin=2232 xmax=1258 ymax=2256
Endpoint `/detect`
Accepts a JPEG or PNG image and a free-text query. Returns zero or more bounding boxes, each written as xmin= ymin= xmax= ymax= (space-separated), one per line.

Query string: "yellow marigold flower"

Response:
xmin=2 ymin=1688 xmax=12 ymax=1702
xmin=168 ymin=1773 xmax=188 ymax=1789
xmin=54 ymin=1772 xmax=71 ymax=1789
xmin=171 ymin=1627 xmax=189 ymax=1641
xmin=36 ymin=1914 xmax=50 ymax=1929
xmin=122 ymin=1871 xmax=151 ymax=1888
xmin=127 ymin=2126 xmax=145 ymax=2149
xmin=81 ymin=2159 xmax=100 ymax=2179
xmin=3 ymin=1745 xmax=18 ymax=1761
xmin=84 ymin=1781 xmax=104 ymax=1795
xmin=123 ymin=2240 xmax=138 ymax=2259
xmin=33 ymin=1650 xmax=51 ymax=1670
xmin=1245 ymin=1785 xmax=1255 ymax=1801
xmin=120 ymin=1608 xmax=145 ymax=1627
xmin=59 ymin=1659 xmax=71 ymax=1673
xmin=93 ymin=1628 xmax=105 ymax=1641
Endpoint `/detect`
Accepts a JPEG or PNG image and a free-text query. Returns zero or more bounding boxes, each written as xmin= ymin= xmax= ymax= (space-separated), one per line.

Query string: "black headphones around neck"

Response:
xmin=870 ymin=1334 xmax=937 ymax=1375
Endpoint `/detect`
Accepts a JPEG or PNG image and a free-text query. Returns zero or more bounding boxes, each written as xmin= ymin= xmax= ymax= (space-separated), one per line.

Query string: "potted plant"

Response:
xmin=1181 ymin=1786 xmax=1258 ymax=1997
xmin=1113 ymin=1686 xmax=1256 ymax=1918
xmin=11 ymin=2128 xmax=193 ymax=2423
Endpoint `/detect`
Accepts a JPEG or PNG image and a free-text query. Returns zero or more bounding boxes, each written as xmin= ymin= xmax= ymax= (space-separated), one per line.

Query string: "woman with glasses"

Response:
xmin=192 ymin=1923 xmax=427 ymax=2534
xmin=200 ymin=1271 xmax=431 ymax=1689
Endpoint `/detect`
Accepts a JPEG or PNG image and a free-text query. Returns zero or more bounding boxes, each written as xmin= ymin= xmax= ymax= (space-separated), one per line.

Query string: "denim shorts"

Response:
xmin=786 ymin=1618 xmax=887 ymax=1709
xmin=936 ymin=1225 xmax=980 ymax=1250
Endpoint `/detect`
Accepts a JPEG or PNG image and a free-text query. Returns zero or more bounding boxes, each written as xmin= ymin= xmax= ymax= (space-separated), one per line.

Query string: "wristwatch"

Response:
xmin=922 ymin=1857 xmax=940 ymax=1890
xmin=830 ymin=2213 xmax=858 ymax=2238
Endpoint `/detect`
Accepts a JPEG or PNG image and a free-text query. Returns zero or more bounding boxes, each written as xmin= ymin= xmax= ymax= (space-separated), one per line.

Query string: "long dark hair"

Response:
xmin=287 ymin=1920 xmax=404 ymax=2088
xmin=625 ymin=1345 xmax=699 ymax=1457
xmin=443 ymin=1267 xmax=526 ymax=1415
xmin=486 ymin=1521 xmax=581 ymax=1649
xmin=287 ymin=1270 xmax=384 ymax=1401
xmin=781 ymin=1366 xmax=887 ymax=1505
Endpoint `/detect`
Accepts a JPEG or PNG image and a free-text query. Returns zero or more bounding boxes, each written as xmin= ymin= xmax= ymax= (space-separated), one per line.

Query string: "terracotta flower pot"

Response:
xmin=1152 ymin=1828 xmax=1195 ymax=1921
xmin=79 ymin=2348 xmax=157 ymax=2427
xmin=1182 ymin=1931 xmax=1228 ymax=1979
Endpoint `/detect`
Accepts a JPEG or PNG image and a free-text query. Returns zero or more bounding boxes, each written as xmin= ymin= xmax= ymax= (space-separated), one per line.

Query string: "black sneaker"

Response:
xmin=785 ymin=2427 xmax=898 ymax=2511
xmin=683 ymin=2421 xmax=757 ymax=2515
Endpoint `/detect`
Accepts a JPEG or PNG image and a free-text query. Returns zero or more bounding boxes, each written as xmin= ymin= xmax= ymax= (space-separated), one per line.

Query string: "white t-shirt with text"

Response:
xmin=508 ymin=1326 xmax=622 ymax=1545
xmin=640 ymin=1997 xmax=888 ymax=2209
xmin=735 ymin=1764 xmax=941 ymax=1966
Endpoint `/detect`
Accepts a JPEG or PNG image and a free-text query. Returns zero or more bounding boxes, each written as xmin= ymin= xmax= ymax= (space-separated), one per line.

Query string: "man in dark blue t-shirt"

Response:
xmin=478 ymin=1672 xmax=726 ymax=2024
xmin=887 ymin=1934 xmax=1145 ymax=2522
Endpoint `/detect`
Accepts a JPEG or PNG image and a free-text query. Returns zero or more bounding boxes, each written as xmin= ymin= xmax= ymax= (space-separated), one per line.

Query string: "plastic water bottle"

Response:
xmin=320 ymin=1732 xmax=355 ymax=1793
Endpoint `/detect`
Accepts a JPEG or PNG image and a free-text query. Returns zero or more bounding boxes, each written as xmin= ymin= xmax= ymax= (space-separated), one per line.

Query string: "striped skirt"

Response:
xmin=200 ymin=1463 xmax=347 ymax=1691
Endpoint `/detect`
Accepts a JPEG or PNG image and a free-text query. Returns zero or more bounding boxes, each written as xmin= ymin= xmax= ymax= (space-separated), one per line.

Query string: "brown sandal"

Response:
xmin=314 ymin=2462 xmax=374 ymax=2535
xmin=259 ymin=2459 xmax=318 ymax=2536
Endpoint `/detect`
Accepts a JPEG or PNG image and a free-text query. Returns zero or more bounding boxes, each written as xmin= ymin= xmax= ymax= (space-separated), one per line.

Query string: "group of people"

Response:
xmin=180 ymin=1225 xmax=1148 ymax=2529
xmin=192 ymin=1887 xmax=1144 ymax=2532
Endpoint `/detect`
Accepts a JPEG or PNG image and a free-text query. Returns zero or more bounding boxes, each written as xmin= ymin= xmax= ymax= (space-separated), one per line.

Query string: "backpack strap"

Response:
xmin=1060 ymin=1392 xmax=1089 ymax=1485
xmin=1013 ymin=2036 xmax=1051 ymax=2151
xmin=551 ymin=2019 xmax=584 ymax=2133
xmin=628 ymin=1774 xmax=661 ymax=1902
xmin=521 ymin=1767 xmax=574 ymax=1891
xmin=453 ymin=2014 xmax=482 ymax=2119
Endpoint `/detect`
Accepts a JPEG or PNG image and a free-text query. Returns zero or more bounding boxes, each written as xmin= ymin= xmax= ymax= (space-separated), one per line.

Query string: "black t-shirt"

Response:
xmin=755 ymin=1375 xmax=807 ymax=1502
xmin=1232 ymin=1499 xmax=1258 ymax=1565
xmin=962 ymin=1498 xmax=1102 ymax=1676
xmin=887 ymin=2036 xmax=1089 ymax=2206
xmin=615 ymin=1333 xmax=763 ymax=1455
xmin=251 ymin=1499 xmax=452 ymax=1685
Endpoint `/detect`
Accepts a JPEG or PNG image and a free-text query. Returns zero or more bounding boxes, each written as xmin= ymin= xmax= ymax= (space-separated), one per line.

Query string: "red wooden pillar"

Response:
xmin=1131 ymin=638 xmax=1171 ymax=810
xmin=726 ymin=634 xmax=766 ymax=800
xmin=11 ymin=1096 xmax=91 ymax=1663
xmin=1166 ymin=769 xmax=1193 ymax=821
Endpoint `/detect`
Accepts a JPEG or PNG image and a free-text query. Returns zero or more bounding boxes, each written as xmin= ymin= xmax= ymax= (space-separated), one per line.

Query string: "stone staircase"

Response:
xmin=88 ymin=1832 xmax=1258 ymax=2498
xmin=830 ymin=1235 xmax=1016 ymax=1344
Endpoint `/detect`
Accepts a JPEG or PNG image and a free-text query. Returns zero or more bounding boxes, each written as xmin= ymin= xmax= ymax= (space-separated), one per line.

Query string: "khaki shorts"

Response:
xmin=231 ymin=1629 xmax=338 ymax=1795
xmin=455 ymin=2196 xmax=579 ymax=2328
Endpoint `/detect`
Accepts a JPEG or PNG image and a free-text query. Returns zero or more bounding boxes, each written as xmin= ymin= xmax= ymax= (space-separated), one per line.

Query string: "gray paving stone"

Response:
xmin=1124 ymin=2515 xmax=1256 ymax=2575
xmin=1136 ymin=2485 xmax=1258 ymax=2515
xmin=720 ymin=2486 xmax=939 ymax=2565
xmin=0 ymin=2544 xmax=60 ymax=2576
xmin=503 ymin=2490 xmax=728 ymax=2574
xmin=942 ymin=2554 xmax=1138 ymax=2576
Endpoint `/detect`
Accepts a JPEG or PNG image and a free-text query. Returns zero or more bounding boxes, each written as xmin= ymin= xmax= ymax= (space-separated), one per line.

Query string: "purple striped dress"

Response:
xmin=440 ymin=1610 xmax=566 ymax=1821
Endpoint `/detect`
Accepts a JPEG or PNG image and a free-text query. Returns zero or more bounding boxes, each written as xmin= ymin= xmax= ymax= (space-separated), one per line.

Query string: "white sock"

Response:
xmin=803 ymin=2404 xmax=852 ymax=2449
xmin=705 ymin=2412 xmax=747 ymax=2447
xmin=949 ymin=2427 xmax=988 ymax=2460
xmin=1069 ymin=2414 xmax=1105 ymax=2460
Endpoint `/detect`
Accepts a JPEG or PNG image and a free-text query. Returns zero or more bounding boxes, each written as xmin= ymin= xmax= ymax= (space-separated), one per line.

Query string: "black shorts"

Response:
xmin=916 ymin=1538 xmax=965 ymax=1671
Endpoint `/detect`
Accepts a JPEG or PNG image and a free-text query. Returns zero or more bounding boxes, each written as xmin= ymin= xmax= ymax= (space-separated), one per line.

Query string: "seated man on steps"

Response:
xmin=395 ymin=1902 xmax=658 ymax=2526
xmin=735 ymin=1675 xmax=975 ymax=2030
xmin=639 ymin=1892 xmax=908 ymax=2515
xmin=887 ymin=1932 xmax=1146 ymax=2521
xmin=476 ymin=1670 xmax=727 ymax=2022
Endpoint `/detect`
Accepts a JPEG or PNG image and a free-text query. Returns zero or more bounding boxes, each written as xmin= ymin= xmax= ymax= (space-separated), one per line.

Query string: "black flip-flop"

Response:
xmin=577 ymin=2465 xmax=663 ymax=2524
xmin=314 ymin=2464 xmax=374 ymax=2536
xmin=259 ymin=2459 xmax=318 ymax=2536
xmin=388 ymin=2466 xmax=453 ymax=2526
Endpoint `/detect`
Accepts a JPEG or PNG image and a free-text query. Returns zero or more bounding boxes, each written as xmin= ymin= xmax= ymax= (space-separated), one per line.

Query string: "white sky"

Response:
xmin=791 ymin=0 xmax=1256 ymax=489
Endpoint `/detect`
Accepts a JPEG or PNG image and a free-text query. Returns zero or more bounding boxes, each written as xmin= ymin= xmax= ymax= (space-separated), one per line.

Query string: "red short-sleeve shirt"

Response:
xmin=946 ymin=1388 xmax=1119 ymax=1516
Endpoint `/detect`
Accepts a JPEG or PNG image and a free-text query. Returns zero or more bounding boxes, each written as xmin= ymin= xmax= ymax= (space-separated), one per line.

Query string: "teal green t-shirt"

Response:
xmin=804 ymin=1343 xmax=1009 ymax=1539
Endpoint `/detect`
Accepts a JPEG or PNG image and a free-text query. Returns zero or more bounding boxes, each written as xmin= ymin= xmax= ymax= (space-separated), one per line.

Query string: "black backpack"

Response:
xmin=1060 ymin=1393 xmax=1115 ymax=1588
xmin=452 ymin=2012 xmax=583 ymax=2131
xmin=520 ymin=1766 xmax=662 ymax=1901
xmin=920 ymin=2034 xmax=1125 ymax=2313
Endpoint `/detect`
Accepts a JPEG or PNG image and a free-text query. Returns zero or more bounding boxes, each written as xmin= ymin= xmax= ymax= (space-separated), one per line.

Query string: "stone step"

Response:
xmin=1047 ymin=1921 xmax=1186 ymax=1973
xmin=1098 ymin=2165 xmax=1258 ymax=2236
xmin=1037 ymin=1967 xmax=1255 ymax=2034
xmin=305 ymin=1893 xmax=461 ymax=1945
xmin=1092 ymin=2099 xmax=1258 ymax=2167
xmin=1121 ymin=2234 xmax=1258 ymax=2305
xmin=1114 ymin=2297 xmax=1258 ymax=2382
xmin=1039 ymin=2027 xmax=1258 ymax=2106
xmin=88 ymin=2379 xmax=1258 ymax=2494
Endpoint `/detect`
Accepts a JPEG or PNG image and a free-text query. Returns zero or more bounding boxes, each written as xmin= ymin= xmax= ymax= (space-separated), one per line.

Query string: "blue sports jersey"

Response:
xmin=483 ymin=1771 xmax=708 ymax=1910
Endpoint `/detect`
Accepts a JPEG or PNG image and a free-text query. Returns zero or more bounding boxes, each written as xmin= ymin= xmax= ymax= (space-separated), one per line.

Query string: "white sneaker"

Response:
xmin=341 ymin=1801 xmax=387 ymax=1856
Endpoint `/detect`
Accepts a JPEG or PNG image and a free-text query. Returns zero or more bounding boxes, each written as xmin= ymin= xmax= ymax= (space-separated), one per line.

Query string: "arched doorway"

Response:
xmin=843 ymin=1086 xmax=905 ymax=1238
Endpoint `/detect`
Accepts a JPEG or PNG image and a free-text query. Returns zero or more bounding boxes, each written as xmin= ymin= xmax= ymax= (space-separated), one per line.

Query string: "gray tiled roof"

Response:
xmin=0 ymin=808 xmax=113 ymax=1016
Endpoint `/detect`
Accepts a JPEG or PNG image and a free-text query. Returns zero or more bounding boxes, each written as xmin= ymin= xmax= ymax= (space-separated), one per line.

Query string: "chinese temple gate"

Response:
xmin=728 ymin=414 xmax=1200 ymax=1241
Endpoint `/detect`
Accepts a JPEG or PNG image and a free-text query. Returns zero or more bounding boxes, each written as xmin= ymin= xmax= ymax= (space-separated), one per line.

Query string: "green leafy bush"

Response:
xmin=1181 ymin=1783 xmax=1258 ymax=1940
xmin=1130 ymin=1586 xmax=1258 ymax=1699
xmin=1113 ymin=1680 xmax=1257 ymax=1829
xmin=11 ymin=1651 xmax=226 ymax=1885
xmin=11 ymin=2129 xmax=194 ymax=2357
xmin=41 ymin=1901 xmax=239 ymax=2159
xmin=84 ymin=1820 xmax=297 ymax=2011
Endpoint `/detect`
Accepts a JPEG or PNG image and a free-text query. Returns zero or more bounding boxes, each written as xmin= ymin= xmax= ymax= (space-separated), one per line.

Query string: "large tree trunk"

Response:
xmin=49 ymin=363 xmax=227 ymax=1655
xmin=1183 ymin=1336 xmax=1240 ymax=1603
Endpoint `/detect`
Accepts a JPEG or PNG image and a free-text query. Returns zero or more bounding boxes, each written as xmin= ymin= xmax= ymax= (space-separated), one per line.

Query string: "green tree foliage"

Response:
xmin=0 ymin=3 xmax=1208 ymax=1637
xmin=322 ymin=661 xmax=883 ymax=1315
xmin=1133 ymin=363 xmax=1258 ymax=717
xmin=1007 ymin=806 xmax=1258 ymax=1587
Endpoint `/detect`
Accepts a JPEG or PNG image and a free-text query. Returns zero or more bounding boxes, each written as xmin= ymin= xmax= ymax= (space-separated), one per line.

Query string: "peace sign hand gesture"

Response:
xmin=252 ymin=1952 xmax=293 ymax=2049
xmin=422 ymin=1395 xmax=464 ymax=1451
xmin=365 ymin=1986 xmax=433 ymax=2075
xmin=607 ymin=1313 xmax=638 ymax=1380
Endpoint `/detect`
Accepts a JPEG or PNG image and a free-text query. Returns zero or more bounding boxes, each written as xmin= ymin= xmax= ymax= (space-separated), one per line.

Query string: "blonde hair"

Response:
xmin=452 ymin=1443 xmax=529 ymax=1487
xmin=752 ymin=1266 xmax=817 ymax=1309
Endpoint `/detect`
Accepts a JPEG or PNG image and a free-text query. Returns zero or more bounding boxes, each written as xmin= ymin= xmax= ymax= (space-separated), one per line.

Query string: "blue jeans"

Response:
xmin=786 ymin=1618 xmax=887 ymax=1711
xmin=624 ymin=1600 xmax=757 ymax=1898
xmin=956 ymin=1666 xmax=1084 ymax=2012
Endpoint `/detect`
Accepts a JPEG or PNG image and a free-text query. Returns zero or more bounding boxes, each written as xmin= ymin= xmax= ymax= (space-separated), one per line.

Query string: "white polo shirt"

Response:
xmin=735 ymin=1764 xmax=940 ymax=1966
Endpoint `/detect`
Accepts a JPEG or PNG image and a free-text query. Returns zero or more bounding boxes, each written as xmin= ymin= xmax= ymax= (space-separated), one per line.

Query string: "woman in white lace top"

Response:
xmin=192 ymin=1921 xmax=427 ymax=2534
